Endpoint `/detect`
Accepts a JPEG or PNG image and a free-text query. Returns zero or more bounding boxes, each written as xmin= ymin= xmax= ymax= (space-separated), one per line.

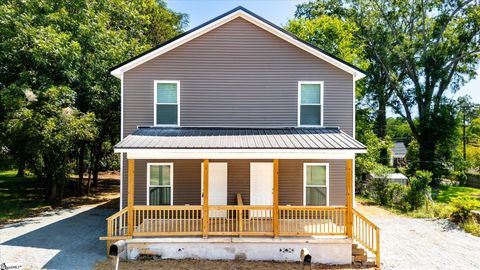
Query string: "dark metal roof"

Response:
xmin=115 ymin=127 xmax=366 ymax=150
xmin=109 ymin=6 xmax=366 ymax=76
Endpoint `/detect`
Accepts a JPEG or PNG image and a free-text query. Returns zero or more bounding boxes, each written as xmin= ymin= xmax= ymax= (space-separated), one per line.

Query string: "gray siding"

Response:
xmin=123 ymin=17 xmax=354 ymax=137
xmin=121 ymin=159 xmax=346 ymax=208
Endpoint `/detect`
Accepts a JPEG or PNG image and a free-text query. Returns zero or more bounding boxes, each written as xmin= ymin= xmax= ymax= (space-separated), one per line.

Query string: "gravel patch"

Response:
xmin=371 ymin=213 xmax=480 ymax=270
xmin=0 ymin=204 xmax=114 ymax=270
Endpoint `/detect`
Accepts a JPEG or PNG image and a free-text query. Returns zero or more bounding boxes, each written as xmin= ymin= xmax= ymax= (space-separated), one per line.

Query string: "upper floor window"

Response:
xmin=298 ymin=81 xmax=323 ymax=126
xmin=154 ymin=81 xmax=179 ymax=126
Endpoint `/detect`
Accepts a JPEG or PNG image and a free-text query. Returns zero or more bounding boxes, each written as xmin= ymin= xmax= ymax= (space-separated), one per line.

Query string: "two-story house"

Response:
xmin=101 ymin=7 xmax=380 ymax=267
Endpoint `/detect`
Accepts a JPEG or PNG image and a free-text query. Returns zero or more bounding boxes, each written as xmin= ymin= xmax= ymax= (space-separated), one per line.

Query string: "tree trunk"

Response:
xmin=375 ymin=93 xmax=387 ymax=139
xmin=92 ymin=141 xmax=103 ymax=187
xmin=16 ymin=161 xmax=25 ymax=177
xmin=375 ymin=92 xmax=390 ymax=166
xmin=77 ymin=142 xmax=86 ymax=195
xmin=45 ymin=175 xmax=57 ymax=203
xmin=418 ymin=133 xmax=438 ymax=184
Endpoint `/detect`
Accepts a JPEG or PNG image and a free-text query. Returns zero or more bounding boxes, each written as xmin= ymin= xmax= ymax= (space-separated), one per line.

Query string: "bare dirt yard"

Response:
xmin=94 ymin=259 xmax=374 ymax=270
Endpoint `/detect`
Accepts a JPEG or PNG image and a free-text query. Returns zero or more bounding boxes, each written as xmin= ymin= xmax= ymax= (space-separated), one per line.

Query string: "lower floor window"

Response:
xmin=148 ymin=163 xmax=173 ymax=205
xmin=304 ymin=163 xmax=328 ymax=206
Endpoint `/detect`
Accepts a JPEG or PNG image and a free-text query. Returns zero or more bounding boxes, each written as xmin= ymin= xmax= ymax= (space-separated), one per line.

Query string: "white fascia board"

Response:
xmin=115 ymin=148 xmax=365 ymax=160
xmin=110 ymin=10 xmax=366 ymax=80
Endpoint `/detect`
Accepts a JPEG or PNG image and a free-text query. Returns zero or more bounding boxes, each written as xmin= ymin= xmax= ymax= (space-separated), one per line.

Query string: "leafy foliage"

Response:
xmin=406 ymin=170 xmax=433 ymax=210
xmin=449 ymin=197 xmax=480 ymax=224
xmin=294 ymin=0 xmax=480 ymax=179
xmin=0 ymin=0 xmax=187 ymax=201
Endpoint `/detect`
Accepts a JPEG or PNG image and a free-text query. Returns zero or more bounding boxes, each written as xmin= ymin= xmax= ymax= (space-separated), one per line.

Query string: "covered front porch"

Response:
xmin=101 ymin=127 xmax=380 ymax=266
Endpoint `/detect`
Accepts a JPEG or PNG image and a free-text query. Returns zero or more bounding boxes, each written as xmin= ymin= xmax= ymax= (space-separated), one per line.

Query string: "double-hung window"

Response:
xmin=147 ymin=163 xmax=173 ymax=205
xmin=304 ymin=163 xmax=329 ymax=206
xmin=155 ymin=81 xmax=179 ymax=125
xmin=298 ymin=82 xmax=323 ymax=126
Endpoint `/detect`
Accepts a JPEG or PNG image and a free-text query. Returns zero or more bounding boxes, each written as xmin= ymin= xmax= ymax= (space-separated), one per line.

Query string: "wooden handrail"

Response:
xmin=106 ymin=207 xmax=128 ymax=221
xmin=353 ymin=208 xmax=380 ymax=230
xmin=236 ymin=193 xmax=244 ymax=206
xmin=279 ymin=206 xmax=347 ymax=210
xmin=352 ymin=208 xmax=381 ymax=268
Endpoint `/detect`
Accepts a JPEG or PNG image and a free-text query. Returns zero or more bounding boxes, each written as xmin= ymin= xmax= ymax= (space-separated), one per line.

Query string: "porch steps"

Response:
xmin=352 ymin=243 xmax=375 ymax=266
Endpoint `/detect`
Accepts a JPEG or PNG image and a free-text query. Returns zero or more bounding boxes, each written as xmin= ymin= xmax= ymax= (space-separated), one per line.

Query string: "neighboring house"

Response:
xmin=101 ymin=7 xmax=379 ymax=267
xmin=391 ymin=142 xmax=407 ymax=168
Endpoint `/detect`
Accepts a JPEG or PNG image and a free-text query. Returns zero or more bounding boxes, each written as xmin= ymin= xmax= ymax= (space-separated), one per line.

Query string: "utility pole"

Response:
xmin=463 ymin=108 xmax=467 ymax=161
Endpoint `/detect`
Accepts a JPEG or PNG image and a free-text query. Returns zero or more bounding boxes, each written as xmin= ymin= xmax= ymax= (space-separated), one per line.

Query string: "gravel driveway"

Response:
xmin=364 ymin=206 xmax=480 ymax=270
xmin=0 ymin=204 xmax=114 ymax=270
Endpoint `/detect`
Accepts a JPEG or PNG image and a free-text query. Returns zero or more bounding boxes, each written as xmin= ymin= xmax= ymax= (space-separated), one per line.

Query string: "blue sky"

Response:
xmin=167 ymin=0 xmax=480 ymax=103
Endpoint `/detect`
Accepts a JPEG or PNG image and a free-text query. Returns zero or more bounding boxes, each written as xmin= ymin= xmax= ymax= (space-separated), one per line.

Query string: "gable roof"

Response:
xmin=110 ymin=6 xmax=367 ymax=80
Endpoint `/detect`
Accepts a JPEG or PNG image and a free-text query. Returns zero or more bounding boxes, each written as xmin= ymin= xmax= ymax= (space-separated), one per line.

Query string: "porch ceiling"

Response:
xmin=114 ymin=127 xmax=366 ymax=151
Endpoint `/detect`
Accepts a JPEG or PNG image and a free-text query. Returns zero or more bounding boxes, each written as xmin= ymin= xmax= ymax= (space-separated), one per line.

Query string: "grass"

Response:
xmin=0 ymin=170 xmax=48 ymax=223
xmin=0 ymin=170 xmax=120 ymax=225
xmin=358 ymin=185 xmax=480 ymax=236
xmin=433 ymin=185 xmax=480 ymax=203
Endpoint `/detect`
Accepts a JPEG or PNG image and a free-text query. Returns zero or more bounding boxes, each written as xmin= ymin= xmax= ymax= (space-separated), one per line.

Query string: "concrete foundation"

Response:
xmin=125 ymin=237 xmax=352 ymax=265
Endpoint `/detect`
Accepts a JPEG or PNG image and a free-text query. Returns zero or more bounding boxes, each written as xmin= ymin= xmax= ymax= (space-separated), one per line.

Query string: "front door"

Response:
xmin=201 ymin=162 xmax=228 ymax=217
xmin=250 ymin=162 xmax=273 ymax=217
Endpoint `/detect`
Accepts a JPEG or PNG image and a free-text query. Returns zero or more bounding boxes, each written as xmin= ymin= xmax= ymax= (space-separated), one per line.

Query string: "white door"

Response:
xmin=201 ymin=162 xmax=228 ymax=217
xmin=250 ymin=162 xmax=273 ymax=217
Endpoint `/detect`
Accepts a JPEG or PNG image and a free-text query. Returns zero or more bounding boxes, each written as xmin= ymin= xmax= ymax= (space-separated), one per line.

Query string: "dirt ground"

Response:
xmin=94 ymin=259 xmax=374 ymax=270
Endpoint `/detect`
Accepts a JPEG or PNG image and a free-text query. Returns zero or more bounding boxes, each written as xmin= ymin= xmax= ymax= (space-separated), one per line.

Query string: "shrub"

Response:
xmin=462 ymin=221 xmax=480 ymax=237
xmin=367 ymin=166 xmax=393 ymax=205
xmin=449 ymin=198 xmax=480 ymax=224
xmin=369 ymin=176 xmax=390 ymax=205
xmin=406 ymin=170 xmax=432 ymax=210
xmin=432 ymin=204 xmax=456 ymax=219
xmin=386 ymin=183 xmax=409 ymax=211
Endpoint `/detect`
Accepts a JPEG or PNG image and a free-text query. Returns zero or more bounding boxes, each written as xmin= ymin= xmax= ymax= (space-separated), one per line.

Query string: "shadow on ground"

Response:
xmin=2 ymin=204 xmax=115 ymax=269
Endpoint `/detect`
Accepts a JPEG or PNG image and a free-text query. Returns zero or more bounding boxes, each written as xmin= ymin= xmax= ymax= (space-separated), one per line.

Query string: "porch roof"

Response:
xmin=115 ymin=127 xmax=366 ymax=151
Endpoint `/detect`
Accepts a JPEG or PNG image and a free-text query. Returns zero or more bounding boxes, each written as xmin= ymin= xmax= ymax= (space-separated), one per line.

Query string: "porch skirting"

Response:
xmin=124 ymin=237 xmax=353 ymax=264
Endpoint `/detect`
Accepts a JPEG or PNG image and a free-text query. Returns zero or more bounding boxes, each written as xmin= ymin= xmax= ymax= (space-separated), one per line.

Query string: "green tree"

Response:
xmin=295 ymin=0 xmax=480 ymax=181
xmin=3 ymin=86 xmax=97 ymax=202
xmin=0 ymin=0 xmax=187 ymax=196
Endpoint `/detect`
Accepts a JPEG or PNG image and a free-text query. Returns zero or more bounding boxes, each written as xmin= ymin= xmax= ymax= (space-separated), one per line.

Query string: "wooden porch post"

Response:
xmin=346 ymin=159 xmax=353 ymax=238
xmin=127 ymin=159 xmax=135 ymax=236
xmin=202 ymin=159 xmax=209 ymax=238
xmin=273 ymin=159 xmax=279 ymax=237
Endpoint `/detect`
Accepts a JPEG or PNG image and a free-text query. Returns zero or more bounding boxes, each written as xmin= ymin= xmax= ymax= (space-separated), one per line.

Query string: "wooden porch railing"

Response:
xmin=352 ymin=208 xmax=381 ymax=268
xmin=105 ymin=205 xmax=349 ymax=237
xmin=133 ymin=205 xmax=203 ymax=236
xmin=103 ymin=206 xmax=380 ymax=267
xmin=278 ymin=206 xmax=346 ymax=236
xmin=106 ymin=207 xmax=128 ymax=238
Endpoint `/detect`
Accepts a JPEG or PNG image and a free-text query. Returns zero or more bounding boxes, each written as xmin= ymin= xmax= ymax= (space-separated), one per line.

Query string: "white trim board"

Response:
xmin=122 ymin=149 xmax=359 ymax=160
xmin=303 ymin=163 xmax=329 ymax=206
xmin=111 ymin=9 xmax=365 ymax=80
xmin=298 ymin=81 xmax=324 ymax=127
xmin=146 ymin=162 xmax=174 ymax=206
xmin=153 ymin=80 xmax=180 ymax=126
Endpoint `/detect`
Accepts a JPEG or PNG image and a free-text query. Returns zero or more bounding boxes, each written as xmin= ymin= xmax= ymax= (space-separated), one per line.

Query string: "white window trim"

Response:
xmin=303 ymin=163 xmax=329 ymax=206
xmin=153 ymin=80 xmax=180 ymax=126
xmin=147 ymin=162 xmax=174 ymax=206
xmin=297 ymin=81 xmax=324 ymax=127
